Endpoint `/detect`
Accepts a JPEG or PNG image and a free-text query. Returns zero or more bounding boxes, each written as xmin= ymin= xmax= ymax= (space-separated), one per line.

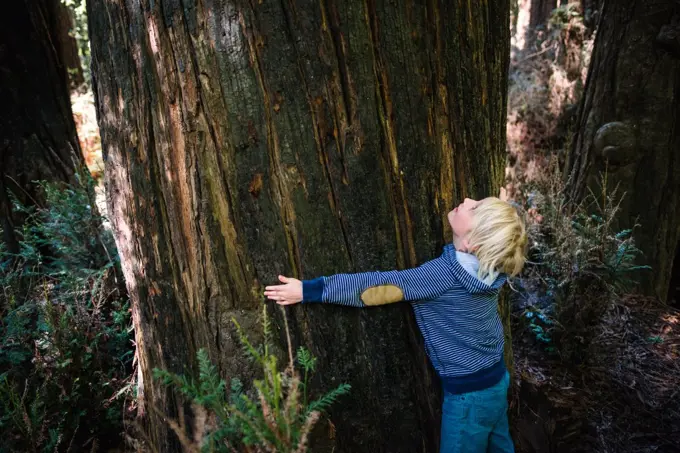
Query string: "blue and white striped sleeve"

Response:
xmin=301 ymin=257 xmax=454 ymax=307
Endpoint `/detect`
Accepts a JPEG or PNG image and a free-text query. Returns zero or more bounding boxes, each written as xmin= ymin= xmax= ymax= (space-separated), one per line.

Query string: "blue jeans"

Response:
xmin=440 ymin=372 xmax=514 ymax=453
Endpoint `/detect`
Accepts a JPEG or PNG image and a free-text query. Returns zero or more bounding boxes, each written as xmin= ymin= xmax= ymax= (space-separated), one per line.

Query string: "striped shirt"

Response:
xmin=302 ymin=244 xmax=507 ymax=394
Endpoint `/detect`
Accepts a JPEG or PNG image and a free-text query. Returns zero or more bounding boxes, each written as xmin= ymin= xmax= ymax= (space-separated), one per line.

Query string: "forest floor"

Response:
xmin=511 ymin=294 xmax=680 ymax=453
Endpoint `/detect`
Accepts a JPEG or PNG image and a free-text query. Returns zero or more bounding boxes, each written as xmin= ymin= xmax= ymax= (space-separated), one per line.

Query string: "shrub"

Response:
xmin=521 ymin=162 xmax=649 ymax=362
xmin=154 ymin=305 xmax=350 ymax=453
xmin=0 ymin=177 xmax=133 ymax=452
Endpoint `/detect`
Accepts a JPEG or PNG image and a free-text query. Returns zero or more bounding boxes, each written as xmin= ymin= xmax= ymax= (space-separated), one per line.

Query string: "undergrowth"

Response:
xmin=0 ymin=176 xmax=133 ymax=452
xmin=154 ymin=305 xmax=350 ymax=453
xmin=520 ymin=162 xmax=649 ymax=363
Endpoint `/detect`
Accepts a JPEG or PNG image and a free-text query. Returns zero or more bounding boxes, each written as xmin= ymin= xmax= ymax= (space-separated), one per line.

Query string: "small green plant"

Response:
xmin=154 ymin=305 xmax=350 ymax=453
xmin=549 ymin=3 xmax=583 ymax=29
xmin=522 ymin=162 xmax=649 ymax=362
xmin=523 ymin=309 xmax=556 ymax=353
xmin=0 ymin=177 xmax=133 ymax=452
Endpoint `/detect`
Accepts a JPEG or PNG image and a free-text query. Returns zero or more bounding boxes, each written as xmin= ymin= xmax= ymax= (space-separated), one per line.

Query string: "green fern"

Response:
xmin=306 ymin=383 xmax=351 ymax=415
xmin=196 ymin=349 xmax=227 ymax=411
xmin=232 ymin=318 xmax=262 ymax=363
xmin=297 ymin=347 xmax=316 ymax=406
xmin=523 ymin=165 xmax=650 ymax=362
xmin=297 ymin=347 xmax=317 ymax=374
xmin=154 ymin=305 xmax=350 ymax=452
xmin=262 ymin=307 xmax=273 ymax=358
xmin=0 ymin=176 xmax=131 ymax=452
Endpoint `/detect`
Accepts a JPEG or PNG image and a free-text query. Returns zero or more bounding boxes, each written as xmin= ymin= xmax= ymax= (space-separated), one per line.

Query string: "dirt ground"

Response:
xmin=511 ymin=294 xmax=680 ymax=453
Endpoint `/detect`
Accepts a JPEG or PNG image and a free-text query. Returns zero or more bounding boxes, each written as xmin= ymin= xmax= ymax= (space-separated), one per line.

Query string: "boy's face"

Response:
xmin=447 ymin=198 xmax=480 ymax=248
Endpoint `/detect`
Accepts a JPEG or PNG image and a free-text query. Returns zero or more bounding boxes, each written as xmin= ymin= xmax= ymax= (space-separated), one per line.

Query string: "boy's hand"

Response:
xmin=264 ymin=275 xmax=303 ymax=305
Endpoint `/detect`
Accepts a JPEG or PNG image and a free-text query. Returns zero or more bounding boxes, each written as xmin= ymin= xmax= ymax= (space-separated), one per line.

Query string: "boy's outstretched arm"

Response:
xmin=264 ymin=258 xmax=455 ymax=307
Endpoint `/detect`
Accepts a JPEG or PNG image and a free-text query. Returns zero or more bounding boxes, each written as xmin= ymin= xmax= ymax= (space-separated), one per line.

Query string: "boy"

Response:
xmin=265 ymin=197 xmax=527 ymax=453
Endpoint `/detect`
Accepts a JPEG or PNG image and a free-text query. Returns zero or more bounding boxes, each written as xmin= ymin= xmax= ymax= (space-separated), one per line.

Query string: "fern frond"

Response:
xmin=262 ymin=305 xmax=272 ymax=358
xmin=306 ymin=383 xmax=351 ymax=415
xmin=232 ymin=318 xmax=262 ymax=363
xmin=296 ymin=347 xmax=316 ymax=374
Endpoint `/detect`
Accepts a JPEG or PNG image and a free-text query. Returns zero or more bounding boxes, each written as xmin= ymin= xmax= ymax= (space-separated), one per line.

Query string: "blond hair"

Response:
xmin=468 ymin=197 xmax=527 ymax=284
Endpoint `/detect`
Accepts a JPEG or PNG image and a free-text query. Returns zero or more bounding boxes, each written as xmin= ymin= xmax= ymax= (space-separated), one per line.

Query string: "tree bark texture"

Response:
xmin=0 ymin=0 xmax=83 ymax=254
xmin=564 ymin=0 xmax=680 ymax=301
xmin=88 ymin=0 xmax=510 ymax=451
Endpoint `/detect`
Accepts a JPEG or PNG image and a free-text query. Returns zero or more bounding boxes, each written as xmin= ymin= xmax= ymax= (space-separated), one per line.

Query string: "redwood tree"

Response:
xmin=564 ymin=0 xmax=680 ymax=302
xmin=88 ymin=0 xmax=511 ymax=451
xmin=0 ymin=0 xmax=84 ymax=253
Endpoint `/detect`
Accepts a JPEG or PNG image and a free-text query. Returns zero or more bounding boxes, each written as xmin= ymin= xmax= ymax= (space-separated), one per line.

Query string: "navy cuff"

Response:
xmin=302 ymin=277 xmax=324 ymax=303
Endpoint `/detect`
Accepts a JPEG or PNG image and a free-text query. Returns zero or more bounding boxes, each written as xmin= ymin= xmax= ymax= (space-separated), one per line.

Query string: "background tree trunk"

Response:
xmin=88 ymin=0 xmax=510 ymax=451
xmin=55 ymin=1 xmax=85 ymax=89
xmin=512 ymin=0 xmax=556 ymax=53
xmin=0 ymin=0 xmax=83 ymax=254
xmin=529 ymin=0 xmax=556 ymax=30
xmin=564 ymin=0 xmax=680 ymax=302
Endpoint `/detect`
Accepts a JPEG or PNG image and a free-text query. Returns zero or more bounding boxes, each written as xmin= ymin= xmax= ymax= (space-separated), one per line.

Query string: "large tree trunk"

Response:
xmin=88 ymin=0 xmax=510 ymax=451
xmin=0 ymin=0 xmax=83 ymax=254
xmin=564 ymin=0 xmax=680 ymax=301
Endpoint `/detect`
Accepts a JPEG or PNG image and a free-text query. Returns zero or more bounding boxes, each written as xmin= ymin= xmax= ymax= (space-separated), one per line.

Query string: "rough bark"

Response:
xmin=88 ymin=0 xmax=510 ymax=451
xmin=564 ymin=0 xmax=680 ymax=301
xmin=0 ymin=0 xmax=83 ymax=253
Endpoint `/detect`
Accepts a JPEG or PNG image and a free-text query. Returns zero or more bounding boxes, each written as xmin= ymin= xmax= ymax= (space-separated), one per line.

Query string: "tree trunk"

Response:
xmin=564 ymin=0 xmax=680 ymax=301
xmin=512 ymin=0 xmax=556 ymax=53
xmin=55 ymin=1 xmax=85 ymax=89
xmin=0 ymin=0 xmax=83 ymax=254
xmin=88 ymin=0 xmax=510 ymax=451
xmin=529 ymin=0 xmax=555 ymax=30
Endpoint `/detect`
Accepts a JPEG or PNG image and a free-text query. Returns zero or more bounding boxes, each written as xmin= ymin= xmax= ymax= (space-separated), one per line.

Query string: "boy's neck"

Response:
xmin=452 ymin=235 xmax=467 ymax=253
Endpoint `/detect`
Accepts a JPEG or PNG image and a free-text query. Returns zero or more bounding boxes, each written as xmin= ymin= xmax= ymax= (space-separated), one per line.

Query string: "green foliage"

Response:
xmin=154 ymin=305 xmax=350 ymax=453
xmin=296 ymin=346 xmax=316 ymax=407
xmin=549 ymin=3 xmax=583 ymax=28
xmin=522 ymin=163 xmax=649 ymax=362
xmin=523 ymin=309 xmax=555 ymax=352
xmin=647 ymin=336 xmax=663 ymax=345
xmin=0 ymin=177 xmax=132 ymax=452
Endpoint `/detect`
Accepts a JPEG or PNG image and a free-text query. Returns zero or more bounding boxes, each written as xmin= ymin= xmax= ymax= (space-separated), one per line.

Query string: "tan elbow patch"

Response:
xmin=361 ymin=285 xmax=404 ymax=306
